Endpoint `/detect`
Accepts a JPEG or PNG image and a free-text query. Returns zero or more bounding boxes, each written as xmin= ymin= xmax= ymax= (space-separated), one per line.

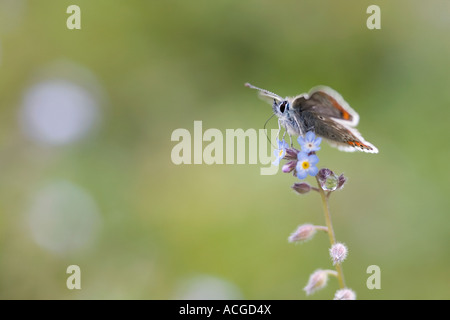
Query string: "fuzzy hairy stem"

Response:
xmin=316 ymin=176 xmax=346 ymax=289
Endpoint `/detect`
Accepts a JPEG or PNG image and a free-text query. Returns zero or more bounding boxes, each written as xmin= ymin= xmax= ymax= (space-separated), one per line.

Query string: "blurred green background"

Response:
xmin=0 ymin=0 xmax=449 ymax=300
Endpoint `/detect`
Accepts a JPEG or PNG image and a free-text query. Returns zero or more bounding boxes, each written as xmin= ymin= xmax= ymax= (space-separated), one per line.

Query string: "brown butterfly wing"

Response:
xmin=291 ymin=97 xmax=377 ymax=153
xmin=305 ymin=114 xmax=375 ymax=152
xmin=291 ymin=87 xmax=359 ymax=126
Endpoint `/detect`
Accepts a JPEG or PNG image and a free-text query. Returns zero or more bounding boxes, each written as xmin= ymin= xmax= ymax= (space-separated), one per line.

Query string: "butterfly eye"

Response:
xmin=279 ymin=101 xmax=288 ymax=113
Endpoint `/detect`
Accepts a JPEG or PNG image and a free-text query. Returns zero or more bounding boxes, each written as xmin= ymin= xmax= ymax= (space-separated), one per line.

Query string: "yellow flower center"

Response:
xmin=302 ymin=161 xmax=310 ymax=170
xmin=279 ymin=150 xmax=284 ymax=157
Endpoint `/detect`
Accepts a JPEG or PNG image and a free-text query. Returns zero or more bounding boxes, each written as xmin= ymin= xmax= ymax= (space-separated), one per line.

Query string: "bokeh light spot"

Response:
xmin=26 ymin=180 xmax=102 ymax=255
xmin=20 ymin=80 xmax=99 ymax=146
xmin=174 ymin=275 xmax=243 ymax=300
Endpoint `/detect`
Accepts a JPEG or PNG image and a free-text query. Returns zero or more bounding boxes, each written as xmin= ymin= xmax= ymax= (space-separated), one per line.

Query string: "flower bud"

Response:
xmin=317 ymin=168 xmax=332 ymax=181
xmin=333 ymin=288 xmax=356 ymax=300
xmin=303 ymin=269 xmax=337 ymax=296
xmin=329 ymin=242 xmax=348 ymax=265
xmin=337 ymin=174 xmax=346 ymax=190
xmin=291 ymin=182 xmax=311 ymax=194
xmin=284 ymin=148 xmax=299 ymax=160
xmin=288 ymin=224 xmax=316 ymax=243
xmin=282 ymin=160 xmax=297 ymax=173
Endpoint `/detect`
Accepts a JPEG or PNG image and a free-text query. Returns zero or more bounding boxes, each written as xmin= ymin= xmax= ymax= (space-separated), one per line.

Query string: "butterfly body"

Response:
xmin=246 ymin=83 xmax=378 ymax=154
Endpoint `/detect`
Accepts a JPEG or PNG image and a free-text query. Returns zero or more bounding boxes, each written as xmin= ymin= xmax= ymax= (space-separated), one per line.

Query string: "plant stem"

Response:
xmin=316 ymin=176 xmax=346 ymax=289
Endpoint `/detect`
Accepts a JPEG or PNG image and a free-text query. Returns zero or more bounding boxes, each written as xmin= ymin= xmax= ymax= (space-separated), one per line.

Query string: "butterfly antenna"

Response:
xmin=245 ymin=82 xmax=283 ymax=100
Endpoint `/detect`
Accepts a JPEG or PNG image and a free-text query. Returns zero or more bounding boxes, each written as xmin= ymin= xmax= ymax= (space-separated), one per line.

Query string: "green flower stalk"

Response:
xmin=274 ymin=131 xmax=355 ymax=299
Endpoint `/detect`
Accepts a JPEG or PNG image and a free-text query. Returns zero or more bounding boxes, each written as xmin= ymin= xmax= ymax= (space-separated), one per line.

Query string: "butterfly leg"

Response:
xmin=281 ymin=125 xmax=288 ymax=141
xmin=280 ymin=125 xmax=293 ymax=147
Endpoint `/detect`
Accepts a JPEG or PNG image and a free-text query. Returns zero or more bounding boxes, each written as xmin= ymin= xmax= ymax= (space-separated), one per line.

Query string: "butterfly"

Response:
xmin=245 ymin=83 xmax=378 ymax=153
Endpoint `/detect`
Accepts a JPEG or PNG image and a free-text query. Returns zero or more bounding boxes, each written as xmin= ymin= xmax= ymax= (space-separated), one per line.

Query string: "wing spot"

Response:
xmin=347 ymin=140 xmax=373 ymax=150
